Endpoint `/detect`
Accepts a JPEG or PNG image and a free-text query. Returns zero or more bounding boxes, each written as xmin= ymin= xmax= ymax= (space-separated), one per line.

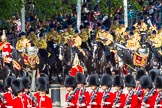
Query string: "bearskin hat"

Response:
xmin=149 ymin=70 xmax=159 ymax=82
xmin=136 ymin=69 xmax=146 ymax=81
xmin=75 ymin=72 xmax=86 ymax=84
xmin=125 ymin=74 xmax=136 ymax=88
xmin=40 ymin=73 xmax=49 ymax=81
xmin=140 ymin=75 xmax=152 ymax=89
xmin=155 ymin=76 xmax=162 ymax=89
xmin=113 ymin=75 xmax=124 ymax=88
xmin=11 ymin=79 xmax=23 ymax=96
xmin=100 ymin=74 xmax=112 ymax=87
xmin=22 ymin=77 xmax=31 ymax=89
xmin=64 ymin=76 xmax=76 ymax=88
xmin=37 ymin=77 xmax=49 ymax=92
xmin=4 ymin=76 xmax=15 ymax=91
xmin=88 ymin=74 xmax=100 ymax=86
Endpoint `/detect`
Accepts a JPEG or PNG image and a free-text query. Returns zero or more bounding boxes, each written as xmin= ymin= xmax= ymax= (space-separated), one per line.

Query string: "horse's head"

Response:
xmin=58 ymin=44 xmax=64 ymax=61
xmin=92 ymin=42 xmax=98 ymax=59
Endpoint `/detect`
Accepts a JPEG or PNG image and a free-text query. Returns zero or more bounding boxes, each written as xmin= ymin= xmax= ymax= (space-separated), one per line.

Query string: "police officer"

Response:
xmin=16 ymin=32 xmax=31 ymax=52
xmin=36 ymin=33 xmax=47 ymax=50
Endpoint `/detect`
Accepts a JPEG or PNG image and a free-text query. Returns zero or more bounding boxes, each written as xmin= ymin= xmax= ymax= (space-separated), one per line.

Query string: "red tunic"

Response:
xmin=101 ymin=91 xmax=115 ymax=108
xmin=77 ymin=89 xmax=90 ymax=108
xmin=0 ymin=100 xmax=4 ymax=108
xmin=3 ymin=92 xmax=13 ymax=107
xmin=0 ymin=42 xmax=12 ymax=57
xmin=141 ymin=90 xmax=157 ymax=108
xmin=65 ymin=91 xmax=78 ymax=108
xmin=22 ymin=93 xmax=33 ymax=108
xmin=155 ymin=92 xmax=162 ymax=108
xmin=36 ymin=95 xmax=52 ymax=108
xmin=125 ymin=93 xmax=138 ymax=108
xmin=89 ymin=91 xmax=102 ymax=108
xmin=69 ymin=65 xmax=84 ymax=77
xmin=113 ymin=91 xmax=126 ymax=108
xmin=135 ymin=86 xmax=145 ymax=108
xmin=11 ymin=97 xmax=27 ymax=108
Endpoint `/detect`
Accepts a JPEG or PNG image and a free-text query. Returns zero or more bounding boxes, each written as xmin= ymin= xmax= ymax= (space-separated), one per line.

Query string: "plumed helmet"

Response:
xmin=37 ymin=77 xmax=49 ymax=92
xmin=1 ymin=30 xmax=6 ymax=40
xmin=4 ymin=76 xmax=15 ymax=91
xmin=113 ymin=75 xmax=124 ymax=88
xmin=75 ymin=72 xmax=86 ymax=84
xmin=22 ymin=77 xmax=31 ymax=89
xmin=64 ymin=76 xmax=76 ymax=88
xmin=100 ymin=74 xmax=112 ymax=87
xmin=149 ymin=70 xmax=159 ymax=83
xmin=72 ymin=53 xmax=80 ymax=66
xmin=88 ymin=74 xmax=100 ymax=86
xmin=11 ymin=79 xmax=23 ymax=96
xmin=140 ymin=75 xmax=152 ymax=89
xmin=125 ymin=74 xmax=136 ymax=88
xmin=155 ymin=76 xmax=162 ymax=89
xmin=136 ymin=69 xmax=146 ymax=81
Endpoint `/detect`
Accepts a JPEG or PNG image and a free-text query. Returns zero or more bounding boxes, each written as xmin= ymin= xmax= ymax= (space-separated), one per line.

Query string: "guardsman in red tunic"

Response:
xmin=140 ymin=75 xmax=156 ymax=108
xmin=3 ymin=76 xmax=15 ymax=107
xmin=124 ymin=75 xmax=138 ymax=108
xmin=154 ymin=76 xmax=162 ymax=108
xmin=0 ymin=30 xmax=12 ymax=63
xmin=69 ymin=53 xmax=84 ymax=77
xmin=75 ymin=72 xmax=90 ymax=108
xmin=64 ymin=76 xmax=78 ymax=108
xmin=35 ymin=77 xmax=52 ymax=108
xmin=88 ymin=74 xmax=102 ymax=108
xmin=11 ymin=79 xmax=27 ymax=108
xmin=135 ymin=69 xmax=145 ymax=108
xmin=112 ymin=75 xmax=126 ymax=108
xmin=22 ymin=77 xmax=35 ymax=108
xmin=100 ymin=74 xmax=114 ymax=108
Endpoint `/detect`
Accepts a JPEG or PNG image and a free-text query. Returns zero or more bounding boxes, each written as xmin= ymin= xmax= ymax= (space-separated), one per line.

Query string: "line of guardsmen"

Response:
xmin=64 ymin=70 xmax=162 ymax=108
xmin=0 ymin=73 xmax=52 ymax=108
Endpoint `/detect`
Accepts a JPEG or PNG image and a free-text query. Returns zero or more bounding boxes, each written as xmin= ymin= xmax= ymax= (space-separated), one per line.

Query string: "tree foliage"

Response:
xmin=0 ymin=0 xmax=22 ymax=20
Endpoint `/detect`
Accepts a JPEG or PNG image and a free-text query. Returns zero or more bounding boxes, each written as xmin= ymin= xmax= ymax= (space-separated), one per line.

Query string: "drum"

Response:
xmin=26 ymin=46 xmax=38 ymax=55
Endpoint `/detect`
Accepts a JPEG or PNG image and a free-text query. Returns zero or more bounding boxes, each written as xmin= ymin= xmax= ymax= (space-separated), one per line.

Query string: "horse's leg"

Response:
xmin=31 ymin=69 xmax=36 ymax=91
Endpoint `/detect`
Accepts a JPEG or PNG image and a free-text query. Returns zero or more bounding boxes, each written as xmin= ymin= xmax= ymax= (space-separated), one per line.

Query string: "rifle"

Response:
xmin=0 ymin=93 xmax=6 ymax=104
xmin=27 ymin=91 xmax=38 ymax=107
xmin=102 ymin=87 xmax=111 ymax=102
xmin=136 ymin=86 xmax=142 ymax=97
xmin=90 ymin=87 xmax=99 ymax=103
xmin=156 ymin=92 xmax=162 ymax=106
xmin=79 ymin=86 xmax=86 ymax=104
xmin=67 ymin=87 xmax=79 ymax=102
xmin=114 ymin=89 xmax=123 ymax=105
xmin=125 ymin=90 xmax=134 ymax=105
xmin=143 ymin=87 xmax=155 ymax=103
